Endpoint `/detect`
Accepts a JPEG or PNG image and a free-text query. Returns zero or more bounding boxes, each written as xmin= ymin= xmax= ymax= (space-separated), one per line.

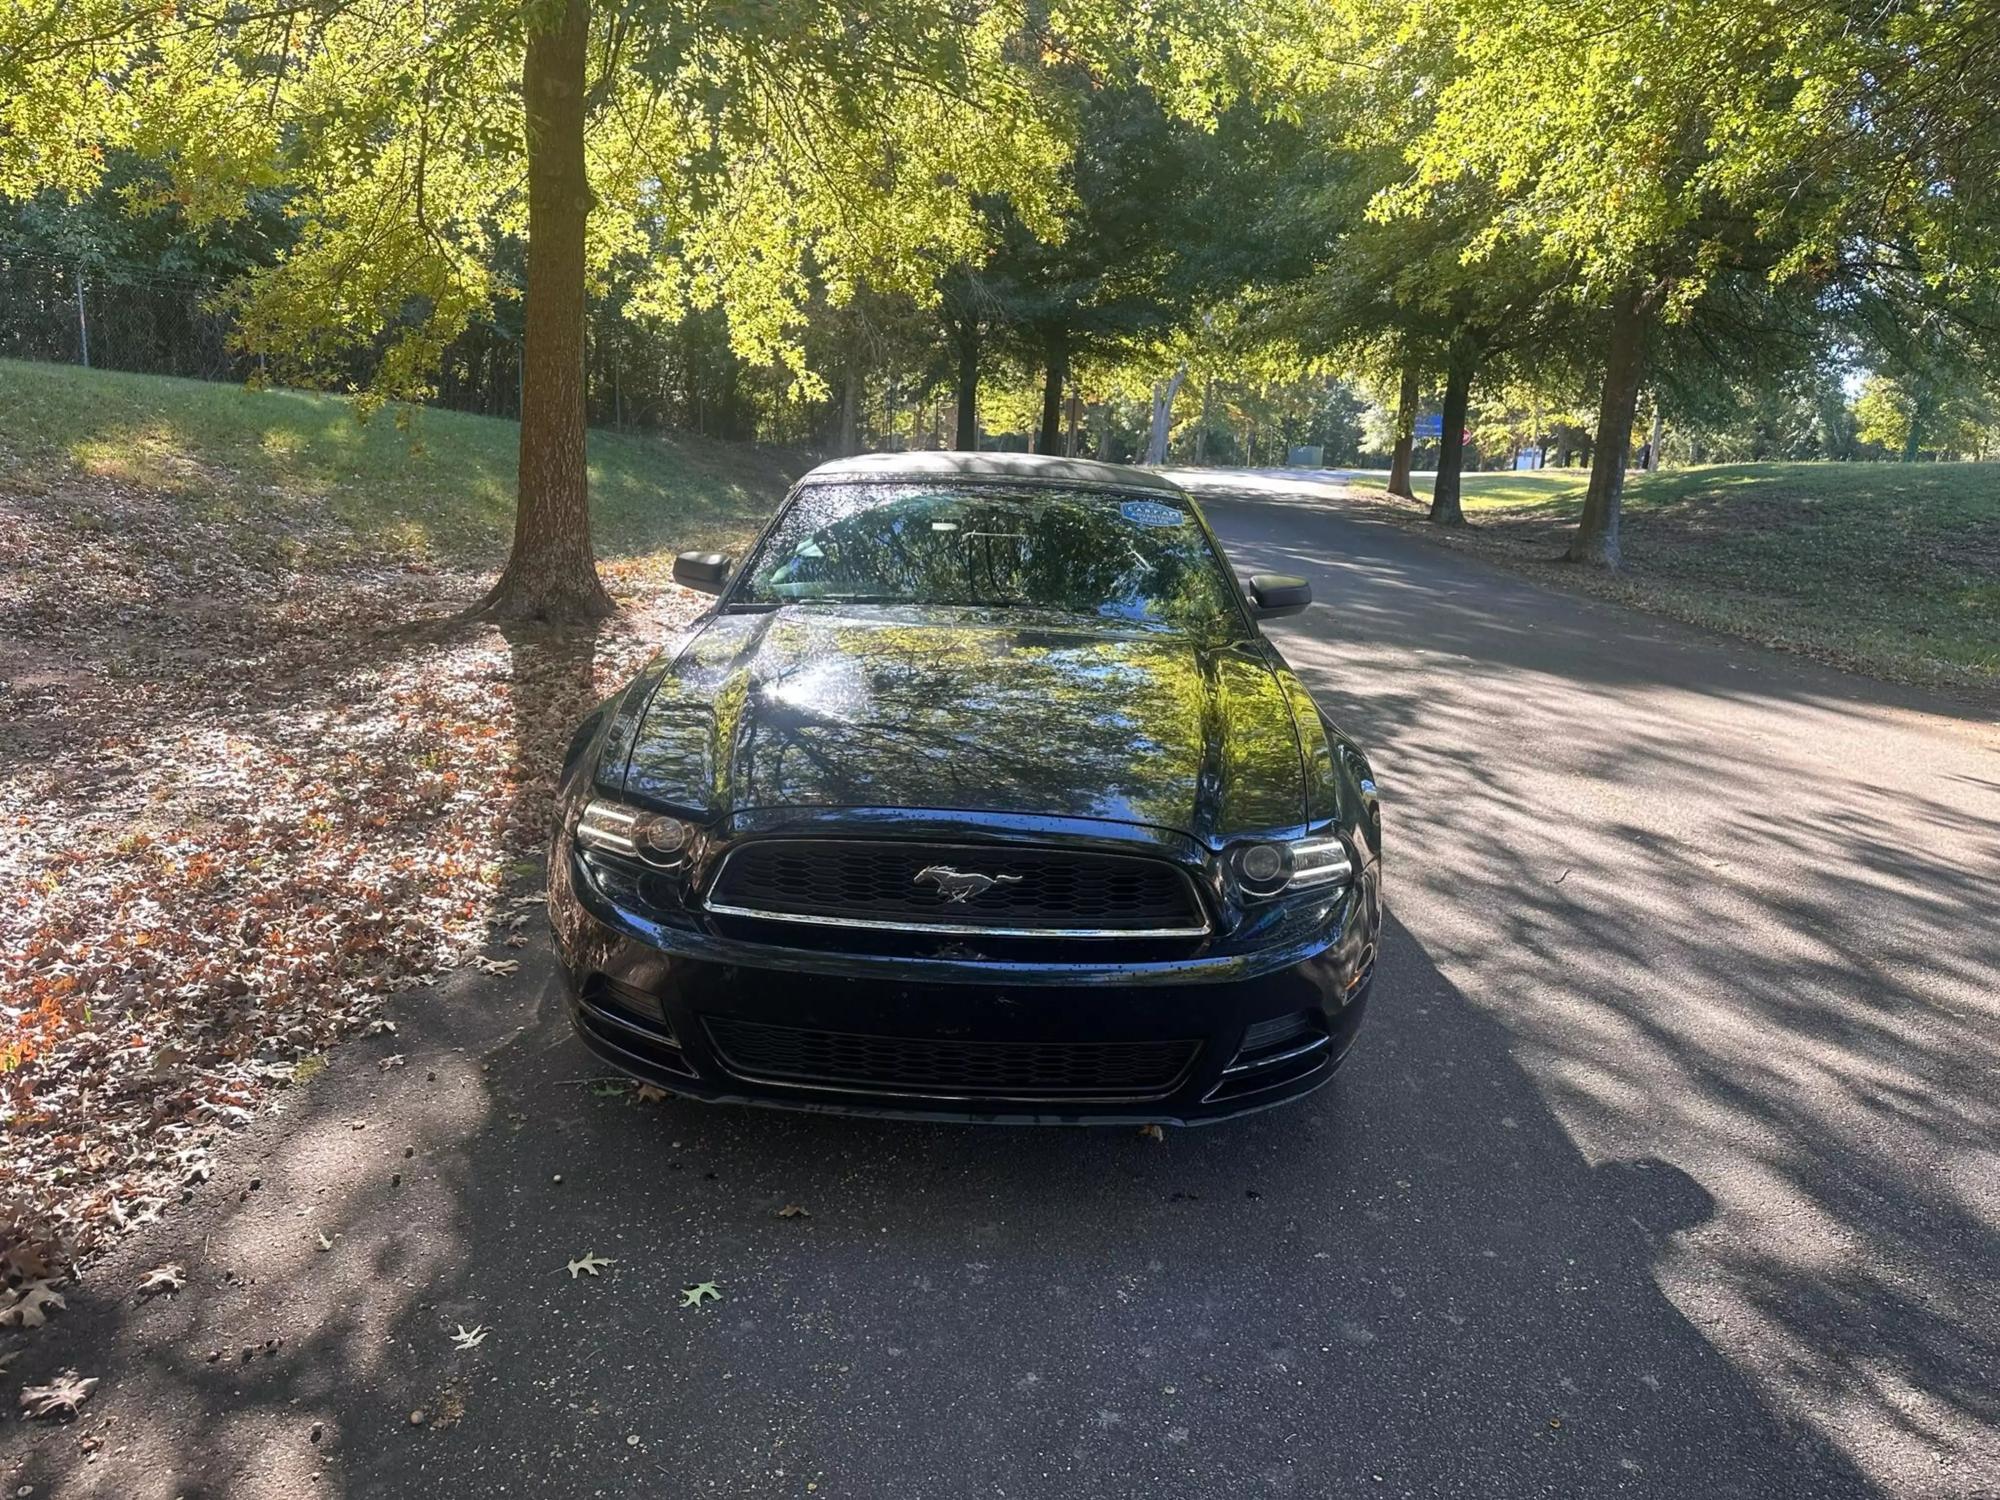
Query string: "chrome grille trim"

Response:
xmin=702 ymin=838 xmax=1212 ymax=940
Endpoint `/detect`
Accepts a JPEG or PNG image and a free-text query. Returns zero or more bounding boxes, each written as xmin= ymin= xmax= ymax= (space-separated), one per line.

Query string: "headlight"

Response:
xmin=1230 ymin=833 xmax=1353 ymax=899
xmin=574 ymin=798 xmax=695 ymax=869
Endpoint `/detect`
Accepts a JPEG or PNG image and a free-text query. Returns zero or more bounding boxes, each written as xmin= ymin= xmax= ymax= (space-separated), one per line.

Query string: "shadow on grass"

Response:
xmin=0 ymin=356 xmax=802 ymax=566
xmin=1187 ymin=471 xmax=2000 ymax=696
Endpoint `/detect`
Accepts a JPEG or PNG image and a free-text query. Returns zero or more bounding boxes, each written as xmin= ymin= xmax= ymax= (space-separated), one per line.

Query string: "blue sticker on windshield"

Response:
xmin=1120 ymin=499 xmax=1187 ymax=528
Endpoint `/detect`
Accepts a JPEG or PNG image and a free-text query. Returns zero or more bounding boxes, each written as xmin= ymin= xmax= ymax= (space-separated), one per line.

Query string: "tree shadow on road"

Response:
xmin=0 ymin=914 xmax=1889 ymax=1499
xmin=1204 ymin=491 xmax=2000 ymax=1493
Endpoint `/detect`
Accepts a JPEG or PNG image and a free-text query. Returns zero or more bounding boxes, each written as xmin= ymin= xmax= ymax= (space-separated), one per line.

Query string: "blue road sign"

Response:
xmin=1413 ymin=413 xmax=1444 ymax=439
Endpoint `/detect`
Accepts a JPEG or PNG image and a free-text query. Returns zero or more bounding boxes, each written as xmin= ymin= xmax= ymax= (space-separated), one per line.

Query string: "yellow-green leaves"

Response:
xmin=1 ymin=0 xmax=1094 ymax=399
xmin=1348 ymin=0 xmax=2000 ymax=313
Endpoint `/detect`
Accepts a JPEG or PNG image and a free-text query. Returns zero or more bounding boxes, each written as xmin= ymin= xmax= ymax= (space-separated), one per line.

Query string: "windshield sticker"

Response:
xmin=1120 ymin=499 xmax=1187 ymax=528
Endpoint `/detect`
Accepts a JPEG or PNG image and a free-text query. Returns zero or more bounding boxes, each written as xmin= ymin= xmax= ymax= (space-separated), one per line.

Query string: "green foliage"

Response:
xmin=1854 ymin=371 xmax=2000 ymax=462
xmin=4 ymin=1 xmax=1090 ymax=403
xmin=1 ymin=0 xmax=1340 ymax=412
xmin=1853 ymin=376 xmax=1916 ymax=457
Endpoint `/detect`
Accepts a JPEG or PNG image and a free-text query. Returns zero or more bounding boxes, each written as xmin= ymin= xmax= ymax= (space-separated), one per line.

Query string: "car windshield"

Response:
xmin=733 ymin=482 xmax=1242 ymax=630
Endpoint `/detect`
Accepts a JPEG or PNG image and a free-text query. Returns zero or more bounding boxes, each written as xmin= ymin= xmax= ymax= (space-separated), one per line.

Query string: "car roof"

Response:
xmin=793 ymin=450 xmax=1190 ymax=497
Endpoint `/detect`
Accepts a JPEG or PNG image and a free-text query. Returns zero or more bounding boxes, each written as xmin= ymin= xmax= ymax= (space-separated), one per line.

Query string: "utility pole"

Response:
xmin=75 ymin=268 xmax=89 ymax=368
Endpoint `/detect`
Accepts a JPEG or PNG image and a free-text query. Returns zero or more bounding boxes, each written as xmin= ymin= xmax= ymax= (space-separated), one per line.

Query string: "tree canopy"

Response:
xmin=3 ymin=0 xmax=1997 ymax=601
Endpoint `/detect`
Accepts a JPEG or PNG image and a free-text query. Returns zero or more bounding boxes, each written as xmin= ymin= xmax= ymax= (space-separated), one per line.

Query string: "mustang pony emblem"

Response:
xmin=914 ymin=866 xmax=1024 ymax=904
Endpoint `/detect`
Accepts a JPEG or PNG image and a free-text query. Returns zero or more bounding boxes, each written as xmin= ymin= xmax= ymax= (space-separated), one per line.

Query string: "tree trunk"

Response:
xmin=1902 ymin=407 xmax=1925 ymax=463
xmin=952 ymin=321 xmax=980 ymax=450
xmin=837 ymin=363 xmax=859 ymax=456
xmin=1064 ymin=385 xmax=1081 ymax=457
xmin=1567 ymin=287 xmax=1651 ymax=568
xmin=1145 ymin=364 xmax=1187 ymax=465
xmin=487 ymin=0 xmax=611 ymax=623
xmin=1428 ymin=348 xmax=1474 ymax=525
xmin=1387 ymin=361 xmax=1419 ymax=499
xmin=1647 ymin=401 xmax=1662 ymax=472
xmin=1037 ymin=335 xmax=1066 ymax=455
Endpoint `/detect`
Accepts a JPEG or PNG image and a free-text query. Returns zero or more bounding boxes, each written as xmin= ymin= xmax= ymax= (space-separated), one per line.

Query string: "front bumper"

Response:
xmin=551 ymin=839 xmax=1380 ymax=1126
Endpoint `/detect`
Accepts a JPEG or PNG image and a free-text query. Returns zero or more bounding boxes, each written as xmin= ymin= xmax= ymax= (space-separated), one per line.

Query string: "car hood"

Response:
xmin=612 ymin=607 xmax=1310 ymax=841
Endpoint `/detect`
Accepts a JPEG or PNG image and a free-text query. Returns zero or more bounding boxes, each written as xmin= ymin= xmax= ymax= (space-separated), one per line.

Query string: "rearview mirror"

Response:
xmin=1246 ymin=573 xmax=1311 ymax=619
xmin=673 ymin=552 xmax=732 ymax=594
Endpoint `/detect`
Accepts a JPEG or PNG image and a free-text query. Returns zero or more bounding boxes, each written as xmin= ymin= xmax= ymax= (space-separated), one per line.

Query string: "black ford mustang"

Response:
xmin=549 ymin=452 xmax=1381 ymax=1123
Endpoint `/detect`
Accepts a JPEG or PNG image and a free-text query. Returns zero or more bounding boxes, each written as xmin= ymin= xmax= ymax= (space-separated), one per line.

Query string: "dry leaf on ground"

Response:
xmin=2 ymin=468 xmax=701 ymax=1279
xmin=0 ymin=1281 xmax=66 ymax=1328
xmin=20 ymin=1370 xmax=97 ymax=1419
xmin=137 ymin=1263 xmax=186 ymax=1296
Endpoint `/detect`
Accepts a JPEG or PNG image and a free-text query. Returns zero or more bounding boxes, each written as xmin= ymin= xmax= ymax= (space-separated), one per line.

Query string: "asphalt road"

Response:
xmin=7 ymin=475 xmax=1998 ymax=1499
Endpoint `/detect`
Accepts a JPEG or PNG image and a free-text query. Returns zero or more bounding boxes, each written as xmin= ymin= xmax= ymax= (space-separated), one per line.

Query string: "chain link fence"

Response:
xmin=0 ymin=245 xmax=247 ymax=381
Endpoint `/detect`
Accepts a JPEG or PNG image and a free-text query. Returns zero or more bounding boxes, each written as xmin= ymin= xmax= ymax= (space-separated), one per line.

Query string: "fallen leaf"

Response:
xmin=20 ymin=1370 xmax=97 ymax=1419
xmin=680 ymin=1281 xmax=720 ymax=1308
xmin=473 ymin=957 xmax=519 ymax=976
xmin=566 ymin=1252 xmax=615 ymax=1279
xmin=2 ymin=1240 xmax=56 ymax=1283
xmin=1138 ymin=1123 xmax=1165 ymax=1142
xmin=0 ymin=482 xmax=710 ymax=1285
xmin=316 ymin=1232 xmax=333 ymax=1252
xmin=635 ymin=1083 xmax=667 ymax=1104
xmin=0 ymin=1281 xmax=66 ymax=1328
xmin=776 ymin=1204 xmax=811 ymax=1219
xmin=451 ymin=1323 xmax=489 ymax=1350
xmin=138 ymin=1263 xmax=187 ymax=1297
xmin=379 ymin=1053 xmax=406 ymax=1071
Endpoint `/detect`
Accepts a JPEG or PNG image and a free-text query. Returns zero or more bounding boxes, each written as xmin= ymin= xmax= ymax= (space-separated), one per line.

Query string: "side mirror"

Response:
xmin=1246 ymin=573 xmax=1312 ymax=619
xmin=673 ymin=551 xmax=732 ymax=594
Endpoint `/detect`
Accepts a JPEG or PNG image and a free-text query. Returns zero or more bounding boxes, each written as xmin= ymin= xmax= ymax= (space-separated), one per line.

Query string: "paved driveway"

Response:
xmin=7 ymin=474 xmax=1996 ymax=1499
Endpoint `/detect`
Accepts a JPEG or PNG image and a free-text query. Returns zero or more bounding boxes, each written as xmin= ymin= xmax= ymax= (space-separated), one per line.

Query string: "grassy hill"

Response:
xmin=1349 ymin=463 xmax=2000 ymax=693
xmin=0 ymin=358 xmax=803 ymax=564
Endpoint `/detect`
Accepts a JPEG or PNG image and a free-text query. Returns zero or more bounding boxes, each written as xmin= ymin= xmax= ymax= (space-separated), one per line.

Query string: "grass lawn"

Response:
xmin=1348 ymin=463 xmax=2000 ymax=693
xmin=0 ymin=358 xmax=802 ymax=564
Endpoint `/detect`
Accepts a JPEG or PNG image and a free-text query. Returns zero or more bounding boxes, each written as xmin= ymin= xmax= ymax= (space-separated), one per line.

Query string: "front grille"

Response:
xmin=704 ymin=1016 xmax=1200 ymax=1101
xmin=704 ymin=839 xmax=1207 ymax=937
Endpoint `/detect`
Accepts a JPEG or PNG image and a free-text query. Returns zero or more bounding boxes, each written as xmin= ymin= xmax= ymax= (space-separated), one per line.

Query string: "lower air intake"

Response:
xmin=704 ymin=1017 xmax=1199 ymax=1102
